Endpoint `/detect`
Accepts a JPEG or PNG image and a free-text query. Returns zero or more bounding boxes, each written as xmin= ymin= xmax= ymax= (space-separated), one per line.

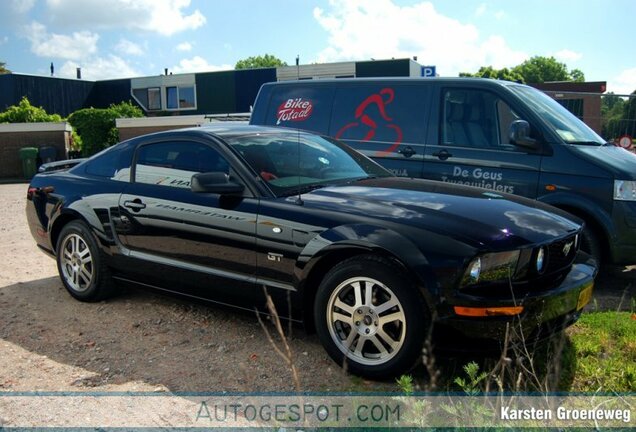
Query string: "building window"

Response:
xmin=179 ymin=86 xmax=195 ymax=108
xmin=131 ymin=84 xmax=196 ymax=112
xmin=148 ymin=87 xmax=161 ymax=110
xmin=166 ymin=86 xmax=178 ymax=109
xmin=166 ymin=86 xmax=196 ymax=110
xmin=132 ymin=88 xmax=148 ymax=109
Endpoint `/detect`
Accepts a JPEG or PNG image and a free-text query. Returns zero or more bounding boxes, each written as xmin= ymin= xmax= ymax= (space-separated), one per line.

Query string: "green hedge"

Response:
xmin=0 ymin=97 xmax=62 ymax=123
xmin=68 ymin=101 xmax=143 ymax=156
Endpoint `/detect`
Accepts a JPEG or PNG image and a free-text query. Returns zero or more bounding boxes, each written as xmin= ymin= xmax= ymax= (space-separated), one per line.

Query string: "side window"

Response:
xmin=442 ymin=89 xmax=522 ymax=151
xmin=84 ymin=143 xmax=134 ymax=181
xmin=330 ymin=85 xmax=429 ymax=145
xmin=134 ymin=141 xmax=229 ymax=189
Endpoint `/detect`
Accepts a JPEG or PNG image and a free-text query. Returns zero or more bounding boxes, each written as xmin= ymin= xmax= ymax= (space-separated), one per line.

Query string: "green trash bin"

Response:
xmin=19 ymin=147 xmax=39 ymax=179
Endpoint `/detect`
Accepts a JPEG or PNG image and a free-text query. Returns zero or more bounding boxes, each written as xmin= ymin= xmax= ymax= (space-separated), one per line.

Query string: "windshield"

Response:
xmin=227 ymin=132 xmax=390 ymax=196
xmin=509 ymin=85 xmax=605 ymax=145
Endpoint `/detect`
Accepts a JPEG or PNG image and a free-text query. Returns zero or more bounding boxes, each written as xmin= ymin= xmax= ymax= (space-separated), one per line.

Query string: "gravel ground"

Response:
xmin=0 ymin=182 xmax=634 ymax=394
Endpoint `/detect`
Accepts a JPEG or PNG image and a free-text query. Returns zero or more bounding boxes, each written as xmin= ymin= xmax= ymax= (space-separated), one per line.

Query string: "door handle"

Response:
xmin=398 ymin=146 xmax=416 ymax=158
xmin=432 ymin=149 xmax=453 ymax=160
xmin=123 ymin=199 xmax=146 ymax=212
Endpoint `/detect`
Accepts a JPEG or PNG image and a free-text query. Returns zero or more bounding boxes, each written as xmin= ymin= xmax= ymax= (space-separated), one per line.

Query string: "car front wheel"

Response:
xmin=314 ymin=255 xmax=428 ymax=378
xmin=56 ymin=220 xmax=115 ymax=302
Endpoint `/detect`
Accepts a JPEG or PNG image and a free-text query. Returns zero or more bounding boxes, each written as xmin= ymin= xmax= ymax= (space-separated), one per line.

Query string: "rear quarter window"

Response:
xmin=264 ymin=85 xmax=335 ymax=134
xmin=84 ymin=144 xmax=134 ymax=180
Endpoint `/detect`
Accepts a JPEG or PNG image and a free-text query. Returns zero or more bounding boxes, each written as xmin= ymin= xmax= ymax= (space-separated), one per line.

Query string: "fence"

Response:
xmin=542 ymin=90 xmax=636 ymax=151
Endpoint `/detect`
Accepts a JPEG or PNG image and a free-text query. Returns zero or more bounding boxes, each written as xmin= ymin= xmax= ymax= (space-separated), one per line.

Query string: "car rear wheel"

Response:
xmin=56 ymin=221 xmax=115 ymax=302
xmin=314 ymin=255 xmax=427 ymax=378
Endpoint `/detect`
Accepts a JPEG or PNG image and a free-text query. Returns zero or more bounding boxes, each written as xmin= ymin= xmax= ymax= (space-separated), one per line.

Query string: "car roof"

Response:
xmin=120 ymin=124 xmax=308 ymax=145
xmin=198 ymin=124 xmax=296 ymax=139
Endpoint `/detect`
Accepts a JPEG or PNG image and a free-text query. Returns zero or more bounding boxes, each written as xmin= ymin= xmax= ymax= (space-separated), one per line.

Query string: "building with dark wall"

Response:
xmin=0 ymin=74 xmax=94 ymax=117
xmin=0 ymin=58 xmax=421 ymax=118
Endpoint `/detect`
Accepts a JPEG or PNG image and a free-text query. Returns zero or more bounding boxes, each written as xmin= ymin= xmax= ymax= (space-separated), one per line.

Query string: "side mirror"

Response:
xmin=509 ymin=120 xmax=538 ymax=149
xmin=191 ymin=172 xmax=244 ymax=194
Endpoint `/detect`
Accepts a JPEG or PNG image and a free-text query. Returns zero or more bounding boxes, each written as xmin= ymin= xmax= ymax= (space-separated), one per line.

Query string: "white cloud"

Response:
xmin=45 ymin=0 xmax=206 ymax=36
xmin=475 ymin=3 xmax=487 ymax=17
xmin=24 ymin=21 xmax=98 ymax=60
xmin=494 ymin=10 xmax=506 ymax=20
xmin=10 ymin=0 xmax=36 ymax=13
xmin=553 ymin=49 xmax=582 ymax=63
xmin=115 ymin=39 xmax=144 ymax=56
xmin=608 ymin=67 xmax=636 ymax=95
xmin=176 ymin=42 xmax=193 ymax=52
xmin=60 ymin=55 xmax=140 ymax=80
xmin=0 ymin=36 xmax=8 ymax=45
xmin=313 ymin=0 xmax=527 ymax=76
xmin=172 ymin=56 xmax=232 ymax=73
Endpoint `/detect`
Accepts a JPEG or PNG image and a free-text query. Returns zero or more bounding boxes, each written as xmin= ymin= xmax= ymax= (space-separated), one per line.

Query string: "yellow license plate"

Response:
xmin=577 ymin=282 xmax=594 ymax=310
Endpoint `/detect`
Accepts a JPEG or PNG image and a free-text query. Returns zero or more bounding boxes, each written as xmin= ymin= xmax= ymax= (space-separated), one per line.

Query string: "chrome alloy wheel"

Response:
xmin=326 ymin=277 xmax=406 ymax=366
xmin=59 ymin=233 xmax=94 ymax=292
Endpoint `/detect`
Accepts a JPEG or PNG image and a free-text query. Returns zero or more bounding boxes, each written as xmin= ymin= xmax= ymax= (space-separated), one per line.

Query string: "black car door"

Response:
xmin=113 ymin=137 xmax=261 ymax=305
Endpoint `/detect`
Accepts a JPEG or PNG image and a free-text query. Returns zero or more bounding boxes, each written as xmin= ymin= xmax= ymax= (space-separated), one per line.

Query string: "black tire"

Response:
xmin=580 ymin=225 xmax=602 ymax=265
xmin=314 ymin=255 xmax=428 ymax=378
xmin=55 ymin=220 xmax=116 ymax=302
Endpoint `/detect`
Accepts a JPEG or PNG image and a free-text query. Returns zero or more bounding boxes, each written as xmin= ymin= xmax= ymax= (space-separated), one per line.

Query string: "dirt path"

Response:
xmin=0 ymin=183 xmax=633 ymax=393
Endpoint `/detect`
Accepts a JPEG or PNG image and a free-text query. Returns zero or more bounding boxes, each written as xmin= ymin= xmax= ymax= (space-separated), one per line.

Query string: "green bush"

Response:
xmin=68 ymin=101 xmax=142 ymax=156
xmin=0 ymin=97 xmax=62 ymax=123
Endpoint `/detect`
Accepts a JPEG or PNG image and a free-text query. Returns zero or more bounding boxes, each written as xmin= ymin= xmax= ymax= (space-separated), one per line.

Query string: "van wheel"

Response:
xmin=56 ymin=221 xmax=116 ymax=302
xmin=314 ymin=255 xmax=427 ymax=378
xmin=580 ymin=226 xmax=602 ymax=264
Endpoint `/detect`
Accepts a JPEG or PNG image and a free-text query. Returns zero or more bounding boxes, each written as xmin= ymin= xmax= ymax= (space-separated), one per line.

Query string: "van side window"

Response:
xmin=442 ymin=89 xmax=522 ymax=151
xmin=330 ymin=86 xmax=429 ymax=145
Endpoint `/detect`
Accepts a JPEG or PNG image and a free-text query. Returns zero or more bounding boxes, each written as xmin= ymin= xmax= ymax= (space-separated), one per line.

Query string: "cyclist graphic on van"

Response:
xmin=335 ymin=88 xmax=403 ymax=156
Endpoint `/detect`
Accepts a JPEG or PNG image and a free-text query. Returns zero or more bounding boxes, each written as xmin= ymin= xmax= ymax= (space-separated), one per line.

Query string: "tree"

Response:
xmin=0 ymin=61 xmax=9 ymax=74
xmin=68 ymin=101 xmax=143 ymax=156
xmin=235 ymin=54 xmax=287 ymax=70
xmin=512 ymin=56 xmax=584 ymax=83
xmin=460 ymin=56 xmax=586 ymax=84
xmin=0 ymin=97 xmax=62 ymax=123
xmin=459 ymin=66 xmax=524 ymax=83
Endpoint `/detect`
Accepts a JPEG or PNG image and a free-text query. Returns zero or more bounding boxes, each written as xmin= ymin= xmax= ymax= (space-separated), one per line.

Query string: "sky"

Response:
xmin=1 ymin=0 xmax=635 ymax=94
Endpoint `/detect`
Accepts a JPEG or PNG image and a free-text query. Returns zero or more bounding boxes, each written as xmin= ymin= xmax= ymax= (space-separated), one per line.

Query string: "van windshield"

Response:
xmin=509 ymin=85 xmax=606 ymax=145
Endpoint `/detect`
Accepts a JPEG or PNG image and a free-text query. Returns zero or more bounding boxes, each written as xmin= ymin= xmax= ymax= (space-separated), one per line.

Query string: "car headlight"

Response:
xmin=614 ymin=180 xmax=636 ymax=201
xmin=461 ymin=250 xmax=520 ymax=287
xmin=536 ymin=246 xmax=546 ymax=273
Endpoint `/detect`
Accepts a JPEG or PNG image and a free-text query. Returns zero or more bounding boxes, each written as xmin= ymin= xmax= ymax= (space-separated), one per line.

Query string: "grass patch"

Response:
xmin=390 ymin=311 xmax=635 ymax=394
xmin=565 ymin=311 xmax=636 ymax=392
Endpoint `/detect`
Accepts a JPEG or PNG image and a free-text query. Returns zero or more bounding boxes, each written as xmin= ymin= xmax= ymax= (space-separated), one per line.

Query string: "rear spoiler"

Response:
xmin=38 ymin=158 xmax=86 ymax=173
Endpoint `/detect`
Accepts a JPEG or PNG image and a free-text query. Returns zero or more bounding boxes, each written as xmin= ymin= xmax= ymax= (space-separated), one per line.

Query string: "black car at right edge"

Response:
xmin=27 ymin=126 xmax=596 ymax=378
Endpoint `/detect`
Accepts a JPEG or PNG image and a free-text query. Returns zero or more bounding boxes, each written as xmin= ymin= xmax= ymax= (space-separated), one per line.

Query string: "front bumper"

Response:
xmin=433 ymin=258 xmax=597 ymax=352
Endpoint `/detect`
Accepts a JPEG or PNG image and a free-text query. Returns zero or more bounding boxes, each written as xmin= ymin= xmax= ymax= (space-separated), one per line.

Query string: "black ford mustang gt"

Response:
xmin=26 ymin=125 xmax=596 ymax=378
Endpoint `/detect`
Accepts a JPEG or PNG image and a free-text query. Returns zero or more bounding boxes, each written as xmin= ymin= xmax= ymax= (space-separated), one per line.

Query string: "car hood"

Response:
xmin=303 ymin=177 xmax=580 ymax=249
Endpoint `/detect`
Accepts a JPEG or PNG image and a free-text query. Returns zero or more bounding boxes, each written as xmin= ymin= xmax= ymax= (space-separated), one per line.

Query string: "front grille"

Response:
xmin=546 ymin=234 xmax=578 ymax=274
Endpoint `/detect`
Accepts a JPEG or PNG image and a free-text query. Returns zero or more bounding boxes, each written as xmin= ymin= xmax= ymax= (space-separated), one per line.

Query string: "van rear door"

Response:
xmin=422 ymin=86 xmax=542 ymax=198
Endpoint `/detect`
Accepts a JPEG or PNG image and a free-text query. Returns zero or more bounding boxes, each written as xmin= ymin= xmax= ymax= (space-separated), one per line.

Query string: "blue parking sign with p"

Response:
xmin=421 ymin=66 xmax=436 ymax=77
